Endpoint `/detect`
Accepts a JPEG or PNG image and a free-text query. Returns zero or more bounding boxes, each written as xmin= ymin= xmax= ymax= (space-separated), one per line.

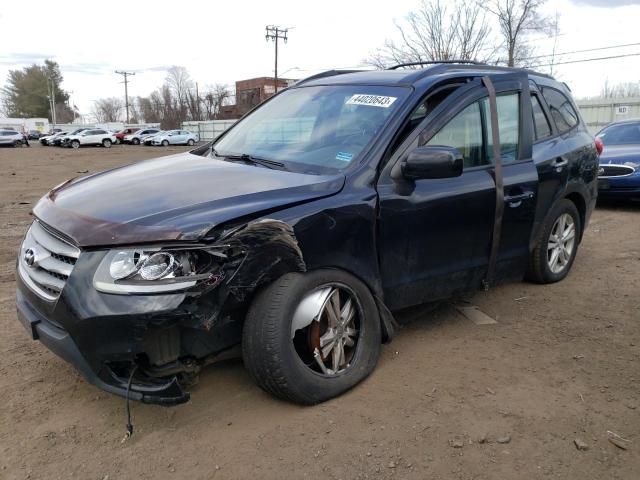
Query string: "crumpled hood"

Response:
xmin=33 ymin=152 xmax=344 ymax=247
xmin=599 ymin=144 xmax=640 ymax=165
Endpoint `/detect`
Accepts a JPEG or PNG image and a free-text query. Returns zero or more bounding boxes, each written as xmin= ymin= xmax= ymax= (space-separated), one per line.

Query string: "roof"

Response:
xmin=296 ymin=63 xmax=554 ymax=88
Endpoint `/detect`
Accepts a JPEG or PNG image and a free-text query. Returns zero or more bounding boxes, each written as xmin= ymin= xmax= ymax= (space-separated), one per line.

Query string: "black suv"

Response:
xmin=16 ymin=62 xmax=599 ymax=406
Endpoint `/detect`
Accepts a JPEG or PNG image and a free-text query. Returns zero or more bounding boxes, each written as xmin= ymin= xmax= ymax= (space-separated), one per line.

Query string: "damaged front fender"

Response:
xmin=182 ymin=219 xmax=306 ymax=331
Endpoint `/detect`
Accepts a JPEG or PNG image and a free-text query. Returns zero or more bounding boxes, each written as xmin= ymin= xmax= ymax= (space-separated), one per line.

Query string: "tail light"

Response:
xmin=595 ymin=137 xmax=603 ymax=155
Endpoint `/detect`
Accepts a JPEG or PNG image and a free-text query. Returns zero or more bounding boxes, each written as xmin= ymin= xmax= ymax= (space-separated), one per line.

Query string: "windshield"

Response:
xmin=597 ymin=122 xmax=640 ymax=145
xmin=213 ymin=85 xmax=410 ymax=174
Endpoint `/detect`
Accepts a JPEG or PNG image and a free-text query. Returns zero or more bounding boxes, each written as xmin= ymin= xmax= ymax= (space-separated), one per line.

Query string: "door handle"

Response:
xmin=551 ymin=157 xmax=568 ymax=170
xmin=504 ymin=191 xmax=535 ymax=207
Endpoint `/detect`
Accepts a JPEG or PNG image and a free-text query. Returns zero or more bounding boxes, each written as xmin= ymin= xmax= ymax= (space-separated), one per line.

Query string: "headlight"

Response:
xmin=94 ymin=247 xmax=225 ymax=294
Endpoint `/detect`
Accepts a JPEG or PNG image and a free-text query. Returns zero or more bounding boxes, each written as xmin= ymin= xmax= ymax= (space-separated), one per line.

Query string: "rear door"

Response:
xmin=377 ymin=73 xmax=538 ymax=310
xmin=82 ymin=129 xmax=98 ymax=144
xmin=167 ymin=130 xmax=179 ymax=144
xmin=529 ymin=82 xmax=597 ymax=242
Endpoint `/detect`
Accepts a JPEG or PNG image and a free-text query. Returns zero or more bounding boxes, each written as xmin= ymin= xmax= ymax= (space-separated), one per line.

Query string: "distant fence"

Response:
xmin=576 ymin=97 xmax=640 ymax=133
xmin=182 ymin=120 xmax=236 ymax=141
xmin=51 ymin=122 xmax=160 ymax=132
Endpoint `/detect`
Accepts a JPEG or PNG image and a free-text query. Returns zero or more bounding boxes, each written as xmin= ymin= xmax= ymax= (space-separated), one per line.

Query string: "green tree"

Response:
xmin=1 ymin=60 xmax=73 ymax=121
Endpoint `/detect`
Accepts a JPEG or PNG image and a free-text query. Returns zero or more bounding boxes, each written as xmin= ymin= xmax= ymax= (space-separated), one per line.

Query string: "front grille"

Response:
xmin=599 ymin=164 xmax=635 ymax=177
xmin=18 ymin=220 xmax=80 ymax=301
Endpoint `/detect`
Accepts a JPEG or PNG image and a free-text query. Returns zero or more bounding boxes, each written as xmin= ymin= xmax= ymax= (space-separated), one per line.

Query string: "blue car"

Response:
xmin=596 ymin=119 xmax=640 ymax=200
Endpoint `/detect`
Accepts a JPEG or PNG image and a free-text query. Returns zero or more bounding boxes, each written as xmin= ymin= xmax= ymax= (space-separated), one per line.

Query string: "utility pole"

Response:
xmin=265 ymin=26 xmax=289 ymax=94
xmin=195 ymin=82 xmax=200 ymax=120
xmin=49 ymin=77 xmax=57 ymax=126
xmin=115 ymin=70 xmax=135 ymax=123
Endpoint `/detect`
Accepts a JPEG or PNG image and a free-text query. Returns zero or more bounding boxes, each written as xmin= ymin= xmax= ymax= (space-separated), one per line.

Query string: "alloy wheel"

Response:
xmin=291 ymin=285 xmax=361 ymax=376
xmin=547 ymin=213 xmax=575 ymax=274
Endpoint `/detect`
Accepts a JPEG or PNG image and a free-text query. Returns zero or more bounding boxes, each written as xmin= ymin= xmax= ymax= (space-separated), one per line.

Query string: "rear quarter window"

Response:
xmin=541 ymin=87 xmax=579 ymax=133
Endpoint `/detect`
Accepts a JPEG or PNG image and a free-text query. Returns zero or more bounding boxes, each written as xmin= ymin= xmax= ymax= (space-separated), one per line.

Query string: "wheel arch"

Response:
xmin=202 ymin=217 xmax=395 ymax=344
xmin=564 ymin=191 xmax=586 ymax=242
xmin=300 ymin=265 xmax=396 ymax=344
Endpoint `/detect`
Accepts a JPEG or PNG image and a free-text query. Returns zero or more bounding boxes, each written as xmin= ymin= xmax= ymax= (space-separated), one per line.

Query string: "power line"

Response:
xmin=115 ymin=70 xmax=136 ymax=123
xmin=529 ymin=51 xmax=640 ymax=68
xmin=522 ymin=41 xmax=640 ymax=61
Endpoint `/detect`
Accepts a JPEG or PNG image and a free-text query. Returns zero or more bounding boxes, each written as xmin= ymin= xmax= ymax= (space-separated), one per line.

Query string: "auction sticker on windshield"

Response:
xmin=346 ymin=94 xmax=397 ymax=108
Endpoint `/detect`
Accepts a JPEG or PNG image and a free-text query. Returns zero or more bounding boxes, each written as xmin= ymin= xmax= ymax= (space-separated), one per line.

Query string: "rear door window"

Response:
xmin=541 ymin=87 xmax=578 ymax=133
xmin=531 ymin=94 xmax=552 ymax=140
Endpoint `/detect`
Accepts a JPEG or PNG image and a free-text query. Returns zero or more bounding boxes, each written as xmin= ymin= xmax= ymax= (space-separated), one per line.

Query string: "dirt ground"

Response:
xmin=0 ymin=143 xmax=638 ymax=480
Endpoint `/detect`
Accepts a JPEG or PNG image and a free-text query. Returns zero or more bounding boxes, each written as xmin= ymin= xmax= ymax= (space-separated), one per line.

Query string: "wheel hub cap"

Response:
xmin=547 ymin=213 xmax=575 ymax=274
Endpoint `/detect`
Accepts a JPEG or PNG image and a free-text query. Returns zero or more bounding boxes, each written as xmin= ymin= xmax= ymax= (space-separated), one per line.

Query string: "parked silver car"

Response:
xmin=151 ymin=129 xmax=199 ymax=146
xmin=123 ymin=128 xmax=161 ymax=145
xmin=143 ymin=131 xmax=165 ymax=146
xmin=0 ymin=130 xmax=25 ymax=147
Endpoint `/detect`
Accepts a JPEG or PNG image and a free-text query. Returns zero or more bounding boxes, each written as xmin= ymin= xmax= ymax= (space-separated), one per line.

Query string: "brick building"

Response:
xmin=218 ymin=77 xmax=297 ymax=119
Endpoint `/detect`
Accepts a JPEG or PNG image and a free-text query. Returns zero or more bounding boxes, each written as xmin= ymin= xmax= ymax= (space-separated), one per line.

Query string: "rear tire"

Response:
xmin=526 ymin=199 xmax=581 ymax=284
xmin=242 ymin=269 xmax=381 ymax=405
xmin=102 ymin=139 xmax=112 ymax=148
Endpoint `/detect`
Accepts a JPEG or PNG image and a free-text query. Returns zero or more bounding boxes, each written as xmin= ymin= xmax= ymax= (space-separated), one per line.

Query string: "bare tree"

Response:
xmin=92 ymin=97 xmax=123 ymax=123
xmin=546 ymin=11 xmax=561 ymax=76
xmin=128 ymin=97 xmax=141 ymax=124
xmin=167 ymin=66 xmax=192 ymax=106
xmin=366 ymin=0 xmax=493 ymax=68
xmin=600 ymin=79 xmax=640 ymax=98
xmin=202 ymin=84 xmax=231 ymax=120
xmin=483 ymin=0 xmax=555 ymax=67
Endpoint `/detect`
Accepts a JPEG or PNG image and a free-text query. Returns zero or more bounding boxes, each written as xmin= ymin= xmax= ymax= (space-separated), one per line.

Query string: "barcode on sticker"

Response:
xmin=346 ymin=94 xmax=397 ymax=108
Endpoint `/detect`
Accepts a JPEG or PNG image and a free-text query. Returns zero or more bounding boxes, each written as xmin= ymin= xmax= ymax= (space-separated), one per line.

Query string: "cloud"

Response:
xmin=570 ymin=0 xmax=640 ymax=6
xmin=0 ymin=55 xmax=110 ymax=75
xmin=0 ymin=52 xmax=55 ymax=65
xmin=60 ymin=62 xmax=111 ymax=75
xmin=145 ymin=65 xmax=173 ymax=72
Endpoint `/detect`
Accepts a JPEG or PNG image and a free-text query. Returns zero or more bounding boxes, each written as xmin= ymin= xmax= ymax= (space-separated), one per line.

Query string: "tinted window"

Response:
xmin=531 ymin=95 xmax=552 ymax=140
xmin=426 ymin=102 xmax=483 ymax=168
xmin=542 ymin=87 xmax=578 ymax=133
xmin=482 ymin=93 xmax=520 ymax=163
xmin=597 ymin=123 xmax=640 ymax=145
xmin=95 ymin=130 xmax=107 ymax=134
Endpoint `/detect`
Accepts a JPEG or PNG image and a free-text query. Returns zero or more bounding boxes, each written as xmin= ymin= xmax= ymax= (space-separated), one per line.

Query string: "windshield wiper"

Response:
xmin=213 ymin=149 xmax=287 ymax=170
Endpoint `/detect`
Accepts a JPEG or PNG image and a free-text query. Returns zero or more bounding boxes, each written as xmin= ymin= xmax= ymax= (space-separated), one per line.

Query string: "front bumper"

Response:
xmin=598 ymin=175 xmax=640 ymax=199
xmin=16 ymin=286 xmax=190 ymax=405
xmin=14 ymin=245 xmax=243 ymax=406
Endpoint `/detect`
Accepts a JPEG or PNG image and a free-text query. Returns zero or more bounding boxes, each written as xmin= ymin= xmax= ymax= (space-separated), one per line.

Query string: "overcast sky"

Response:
xmin=1 ymin=0 xmax=640 ymax=116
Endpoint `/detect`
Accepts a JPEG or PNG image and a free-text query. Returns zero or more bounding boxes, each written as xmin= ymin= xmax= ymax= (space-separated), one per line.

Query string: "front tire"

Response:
xmin=187 ymin=139 xmax=195 ymax=146
xmin=161 ymin=140 xmax=169 ymax=147
xmin=526 ymin=199 xmax=581 ymax=284
xmin=132 ymin=138 xmax=140 ymax=145
xmin=70 ymin=140 xmax=80 ymax=149
xmin=242 ymin=269 xmax=381 ymax=405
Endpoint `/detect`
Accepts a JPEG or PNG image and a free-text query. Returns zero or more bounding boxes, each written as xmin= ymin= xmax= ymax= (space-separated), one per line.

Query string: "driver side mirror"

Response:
xmin=401 ymin=146 xmax=463 ymax=180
